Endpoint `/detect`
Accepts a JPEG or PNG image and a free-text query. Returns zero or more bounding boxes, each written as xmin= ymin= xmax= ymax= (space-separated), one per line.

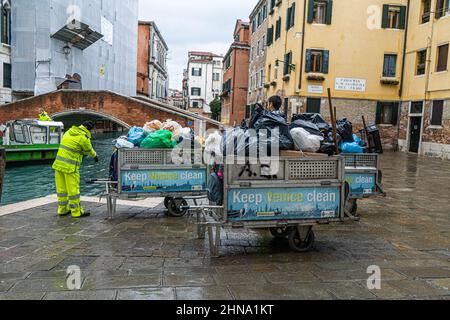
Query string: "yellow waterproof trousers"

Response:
xmin=55 ymin=170 xmax=84 ymax=217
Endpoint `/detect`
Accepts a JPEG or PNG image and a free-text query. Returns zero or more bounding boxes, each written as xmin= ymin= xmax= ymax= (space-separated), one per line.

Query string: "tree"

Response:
xmin=210 ymin=98 xmax=222 ymax=121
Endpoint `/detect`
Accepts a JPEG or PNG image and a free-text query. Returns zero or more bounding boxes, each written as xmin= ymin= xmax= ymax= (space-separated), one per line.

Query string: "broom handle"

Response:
xmin=327 ymin=88 xmax=339 ymax=155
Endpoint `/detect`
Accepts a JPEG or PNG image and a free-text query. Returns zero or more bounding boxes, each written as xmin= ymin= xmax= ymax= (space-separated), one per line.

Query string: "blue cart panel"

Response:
xmin=227 ymin=187 xmax=341 ymax=221
xmin=120 ymin=168 xmax=207 ymax=194
xmin=346 ymin=172 xmax=377 ymax=197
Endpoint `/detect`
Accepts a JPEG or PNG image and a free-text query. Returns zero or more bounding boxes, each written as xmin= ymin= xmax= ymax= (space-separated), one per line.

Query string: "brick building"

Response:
xmin=137 ymin=21 xmax=169 ymax=102
xmin=221 ymin=20 xmax=250 ymax=127
xmin=247 ymin=0 xmax=268 ymax=115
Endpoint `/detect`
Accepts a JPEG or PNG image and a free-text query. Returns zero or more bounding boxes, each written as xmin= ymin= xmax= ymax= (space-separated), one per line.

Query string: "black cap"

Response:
xmin=83 ymin=121 xmax=95 ymax=131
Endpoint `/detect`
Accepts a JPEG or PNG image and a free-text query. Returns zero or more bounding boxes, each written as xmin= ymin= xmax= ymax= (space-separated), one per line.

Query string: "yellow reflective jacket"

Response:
xmin=39 ymin=111 xmax=53 ymax=122
xmin=52 ymin=125 xmax=97 ymax=173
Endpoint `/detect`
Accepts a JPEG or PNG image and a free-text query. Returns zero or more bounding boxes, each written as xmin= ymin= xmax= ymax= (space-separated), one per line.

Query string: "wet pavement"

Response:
xmin=0 ymin=152 xmax=449 ymax=300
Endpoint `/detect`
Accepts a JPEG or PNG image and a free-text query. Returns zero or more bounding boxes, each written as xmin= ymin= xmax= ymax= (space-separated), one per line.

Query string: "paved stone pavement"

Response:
xmin=0 ymin=152 xmax=449 ymax=300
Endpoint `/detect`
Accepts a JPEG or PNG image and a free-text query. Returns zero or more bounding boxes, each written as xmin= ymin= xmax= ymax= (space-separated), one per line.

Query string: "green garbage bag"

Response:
xmin=140 ymin=130 xmax=177 ymax=149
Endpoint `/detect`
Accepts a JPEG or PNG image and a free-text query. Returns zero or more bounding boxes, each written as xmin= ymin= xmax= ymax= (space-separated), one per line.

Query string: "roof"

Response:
xmin=188 ymin=51 xmax=223 ymax=58
xmin=51 ymin=20 xmax=103 ymax=50
xmin=250 ymin=0 xmax=267 ymax=19
xmin=139 ymin=20 xmax=169 ymax=50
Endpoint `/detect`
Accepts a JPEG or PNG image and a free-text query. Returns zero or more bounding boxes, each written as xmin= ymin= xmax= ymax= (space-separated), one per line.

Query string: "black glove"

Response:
xmin=94 ymin=156 xmax=99 ymax=163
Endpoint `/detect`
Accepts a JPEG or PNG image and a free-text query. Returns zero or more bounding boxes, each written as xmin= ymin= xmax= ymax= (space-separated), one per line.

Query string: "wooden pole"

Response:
xmin=327 ymin=88 xmax=339 ymax=155
xmin=362 ymin=116 xmax=373 ymax=151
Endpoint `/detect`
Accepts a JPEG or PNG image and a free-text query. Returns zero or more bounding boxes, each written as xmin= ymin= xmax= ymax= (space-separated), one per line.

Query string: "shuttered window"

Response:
xmin=3 ymin=63 xmax=11 ymax=88
xmin=286 ymin=3 xmax=296 ymax=30
xmin=421 ymin=0 xmax=431 ymax=23
xmin=436 ymin=44 xmax=449 ymax=72
xmin=376 ymin=102 xmax=399 ymax=125
xmin=416 ymin=50 xmax=427 ymax=75
xmin=305 ymin=49 xmax=329 ymax=73
xmin=275 ymin=18 xmax=282 ymax=40
xmin=267 ymin=26 xmax=274 ymax=46
xmin=284 ymin=52 xmax=292 ymax=75
xmin=431 ymin=100 xmax=444 ymax=126
xmin=435 ymin=0 xmax=449 ymax=18
xmin=382 ymin=5 xmax=406 ymax=29
xmin=308 ymin=0 xmax=333 ymax=25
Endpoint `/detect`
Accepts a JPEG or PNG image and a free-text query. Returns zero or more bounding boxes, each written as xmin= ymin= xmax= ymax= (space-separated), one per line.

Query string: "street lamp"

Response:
xmin=275 ymin=59 xmax=296 ymax=71
xmin=63 ymin=44 xmax=72 ymax=55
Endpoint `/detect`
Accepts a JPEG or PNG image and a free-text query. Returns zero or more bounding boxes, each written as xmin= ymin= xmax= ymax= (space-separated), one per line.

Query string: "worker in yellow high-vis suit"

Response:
xmin=52 ymin=121 xmax=98 ymax=218
xmin=38 ymin=109 xmax=53 ymax=122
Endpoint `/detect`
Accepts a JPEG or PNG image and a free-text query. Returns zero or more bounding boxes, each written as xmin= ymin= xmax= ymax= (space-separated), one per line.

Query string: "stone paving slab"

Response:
xmin=0 ymin=152 xmax=450 ymax=300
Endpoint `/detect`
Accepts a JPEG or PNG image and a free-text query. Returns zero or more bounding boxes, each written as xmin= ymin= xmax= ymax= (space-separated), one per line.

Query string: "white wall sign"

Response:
xmin=101 ymin=16 xmax=114 ymax=46
xmin=307 ymin=85 xmax=324 ymax=94
xmin=335 ymin=78 xmax=366 ymax=92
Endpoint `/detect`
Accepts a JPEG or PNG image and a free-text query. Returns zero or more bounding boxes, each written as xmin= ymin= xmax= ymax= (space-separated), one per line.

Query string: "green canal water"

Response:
xmin=1 ymin=133 xmax=121 ymax=205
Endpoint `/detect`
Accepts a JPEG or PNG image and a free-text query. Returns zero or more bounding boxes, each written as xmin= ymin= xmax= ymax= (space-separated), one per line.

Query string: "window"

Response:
xmin=263 ymin=4 xmax=268 ymax=19
xmin=382 ymin=5 xmax=406 ymax=29
xmin=410 ymin=101 xmax=424 ymax=114
xmin=376 ymin=102 xmax=399 ymax=125
xmin=435 ymin=0 xmax=449 ymax=19
xmin=257 ymin=40 xmax=261 ymax=56
xmin=260 ymin=69 xmax=264 ymax=87
xmin=286 ymin=3 xmax=296 ymax=30
xmin=192 ymin=68 xmax=202 ymax=76
xmin=308 ymin=0 xmax=333 ymax=25
xmin=3 ymin=63 xmax=11 ymax=88
xmin=416 ymin=50 xmax=427 ymax=75
xmin=383 ymin=54 xmax=397 ymax=77
xmin=213 ymin=73 xmax=220 ymax=81
xmin=270 ymin=0 xmax=276 ymax=14
xmin=284 ymin=52 xmax=293 ymax=75
xmin=436 ymin=44 xmax=449 ymax=72
xmin=431 ymin=100 xmax=444 ymax=126
xmin=275 ymin=18 xmax=282 ymax=40
xmin=223 ymin=79 xmax=232 ymax=93
xmin=1 ymin=1 xmax=11 ymax=45
xmin=267 ymin=25 xmax=274 ymax=46
xmin=257 ymin=10 xmax=262 ymax=26
xmin=305 ymin=49 xmax=329 ymax=73
xmin=306 ymin=98 xmax=321 ymax=113
xmin=421 ymin=0 xmax=431 ymax=23
xmin=268 ymin=64 xmax=272 ymax=81
xmin=262 ymin=35 xmax=266 ymax=52
xmin=224 ymin=55 xmax=232 ymax=69
xmin=191 ymin=87 xmax=201 ymax=96
xmin=192 ymin=101 xmax=199 ymax=108
xmin=255 ymin=72 xmax=260 ymax=89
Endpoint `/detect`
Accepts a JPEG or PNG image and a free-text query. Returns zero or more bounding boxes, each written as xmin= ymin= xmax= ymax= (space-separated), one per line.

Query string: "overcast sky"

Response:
xmin=138 ymin=0 xmax=255 ymax=90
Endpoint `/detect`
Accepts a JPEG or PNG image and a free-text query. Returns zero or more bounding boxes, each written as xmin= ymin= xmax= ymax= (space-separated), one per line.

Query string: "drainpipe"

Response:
xmin=298 ymin=0 xmax=307 ymax=92
xmin=424 ymin=8 xmax=436 ymax=102
xmin=231 ymin=48 xmax=237 ymax=124
xmin=396 ymin=0 xmax=410 ymax=152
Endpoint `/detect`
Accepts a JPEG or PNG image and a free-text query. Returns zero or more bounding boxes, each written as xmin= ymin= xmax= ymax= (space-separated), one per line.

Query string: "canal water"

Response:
xmin=1 ymin=133 xmax=121 ymax=205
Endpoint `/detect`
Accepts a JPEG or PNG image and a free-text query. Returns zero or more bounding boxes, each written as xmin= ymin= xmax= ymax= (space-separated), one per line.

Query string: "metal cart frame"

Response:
xmin=100 ymin=148 xmax=208 ymax=218
xmin=187 ymin=155 xmax=349 ymax=256
xmin=344 ymin=153 xmax=386 ymax=215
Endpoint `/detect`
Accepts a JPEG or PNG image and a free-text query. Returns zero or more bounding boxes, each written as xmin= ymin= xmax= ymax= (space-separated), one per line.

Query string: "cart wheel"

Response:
xmin=269 ymin=227 xmax=290 ymax=238
xmin=167 ymin=198 xmax=188 ymax=217
xmin=288 ymin=227 xmax=315 ymax=253
xmin=164 ymin=197 xmax=173 ymax=209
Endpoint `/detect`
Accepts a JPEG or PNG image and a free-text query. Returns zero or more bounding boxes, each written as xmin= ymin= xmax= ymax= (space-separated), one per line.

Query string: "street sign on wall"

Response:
xmin=335 ymin=78 xmax=366 ymax=92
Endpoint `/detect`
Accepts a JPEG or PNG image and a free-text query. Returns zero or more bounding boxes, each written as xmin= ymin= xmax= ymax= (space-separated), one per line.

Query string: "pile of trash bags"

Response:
xmin=113 ymin=119 xmax=202 ymax=150
xmin=210 ymin=104 xmax=377 ymax=157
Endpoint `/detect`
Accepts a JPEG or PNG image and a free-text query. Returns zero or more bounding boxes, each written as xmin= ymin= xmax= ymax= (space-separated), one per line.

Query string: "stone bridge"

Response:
xmin=0 ymin=90 xmax=222 ymax=133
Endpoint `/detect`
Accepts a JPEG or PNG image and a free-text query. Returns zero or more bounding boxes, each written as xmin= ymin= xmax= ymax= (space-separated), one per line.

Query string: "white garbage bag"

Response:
xmin=204 ymin=131 xmax=223 ymax=165
xmin=115 ymin=138 xmax=135 ymax=149
xmin=290 ymin=128 xmax=323 ymax=152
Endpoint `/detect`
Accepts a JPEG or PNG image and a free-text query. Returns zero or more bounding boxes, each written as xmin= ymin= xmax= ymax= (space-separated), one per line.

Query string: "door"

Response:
xmin=306 ymin=98 xmax=321 ymax=113
xmin=408 ymin=117 xmax=422 ymax=153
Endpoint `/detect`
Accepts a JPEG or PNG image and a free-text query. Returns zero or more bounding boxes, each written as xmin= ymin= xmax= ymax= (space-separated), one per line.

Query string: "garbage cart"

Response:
xmin=344 ymin=153 xmax=385 ymax=215
xmin=100 ymin=148 xmax=208 ymax=218
xmin=188 ymin=154 xmax=347 ymax=256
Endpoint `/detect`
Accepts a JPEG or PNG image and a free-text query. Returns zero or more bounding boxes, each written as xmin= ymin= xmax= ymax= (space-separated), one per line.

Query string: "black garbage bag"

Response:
xmin=222 ymin=127 xmax=278 ymax=157
xmin=250 ymin=105 xmax=294 ymax=150
xmin=289 ymin=119 xmax=323 ymax=137
xmin=207 ymin=173 xmax=223 ymax=205
xmin=293 ymin=113 xmax=331 ymax=132
xmin=318 ymin=142 xmax=337 ymax=156
xmin=336 ymin=119 xmax=354 ymax=142
xmin=109 ymin=150 xmax=119 ymax=181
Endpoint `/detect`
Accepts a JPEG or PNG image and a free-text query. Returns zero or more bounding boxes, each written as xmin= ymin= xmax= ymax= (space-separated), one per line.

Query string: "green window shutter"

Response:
xmin=391 ymin=103 xmax=399 ymax=125
xmin=286 ymin=7 xmax=291 ymax=30
xmin=326 ymin=0 xmax=333 ymax=25
xmin=399 ymin=6 xmax=406 ymax=29
xmin=323 ymin=50 xmax=330 ymax=74
xmin=291 ymin=3 xmax=296 ymax=28
xmin=376 ymin=102 xmax=382 ymax=125
xmin=0 ymin=4 xmax=4 ymax=44
xmin=381 ymin=4 xmax=389 ymax=28
xmin=284 ymin=53 xmax=289 ymax=75
xmin=307 ymin=0 xmax=315 ymax=23
xmin=436 ymin=0 xmax=444 ymax=19
xmin=305 ymin=49 xmax=312 ymax=73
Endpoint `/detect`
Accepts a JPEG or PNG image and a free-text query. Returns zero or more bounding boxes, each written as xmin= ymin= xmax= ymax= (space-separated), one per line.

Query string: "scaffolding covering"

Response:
xmin=11 ymin=0 xmax=138 ymax=97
